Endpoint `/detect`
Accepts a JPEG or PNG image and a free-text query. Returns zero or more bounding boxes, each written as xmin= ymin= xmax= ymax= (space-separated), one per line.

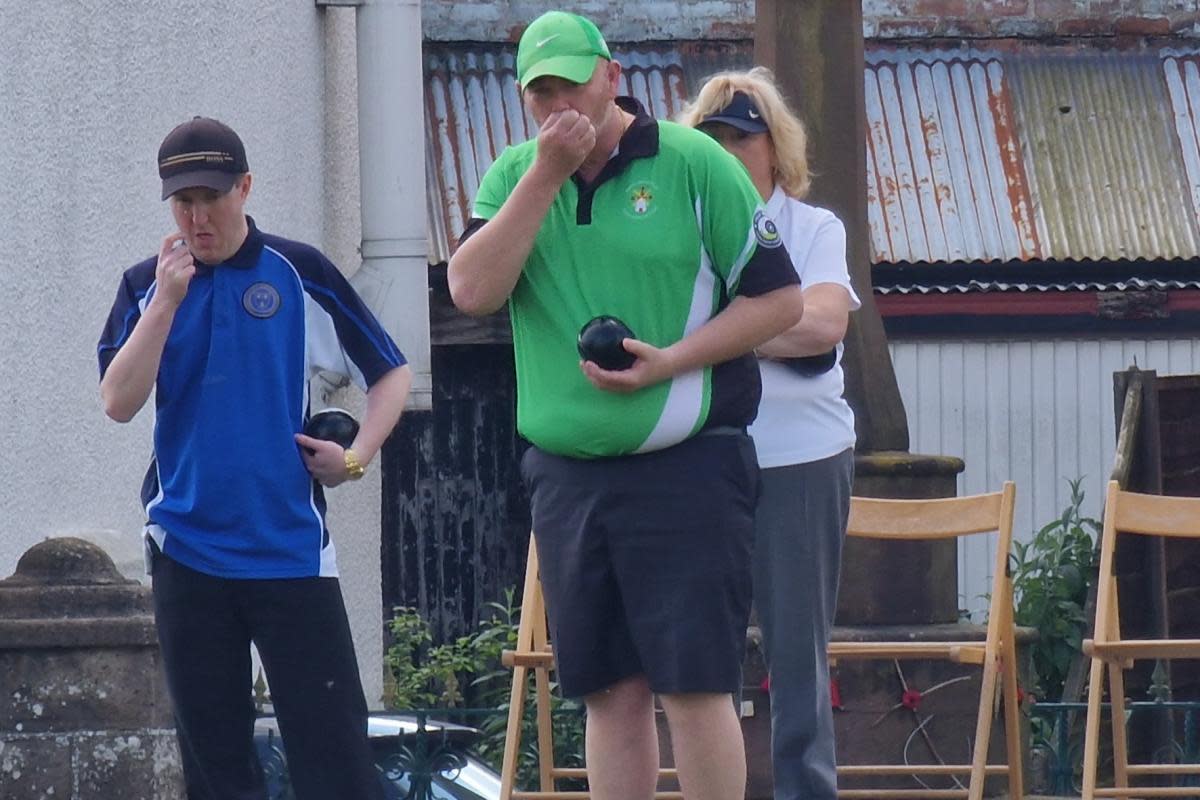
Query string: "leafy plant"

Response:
xmin=473 ymin=682 xmax=587 ymax=790
xmin=385 ymin=597 xmax=516 ymax=709
xmin=384 ymin=590 xmax=586 ymax=790
xmin=1011 ymin=477 xmax=1101 ymax=702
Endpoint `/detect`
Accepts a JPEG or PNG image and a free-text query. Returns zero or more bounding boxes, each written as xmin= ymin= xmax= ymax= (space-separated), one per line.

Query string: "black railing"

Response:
xmin=259 ymin=707 xmax=510 ymax=800
xmin=378 ymin=709 xmax=492 ymax=800
xmin=1029 ymin=699 xmax=1200 ymax=796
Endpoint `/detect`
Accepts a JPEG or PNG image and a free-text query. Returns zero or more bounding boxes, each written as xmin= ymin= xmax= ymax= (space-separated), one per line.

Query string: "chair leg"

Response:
xmin=1000 ymin=631 xmax=1025 ymax=799
xmin=967 ymin=652 xmax=1000 ymax=800
xmin=1081 ymin=653 xmax=1108 ymax=800
xmin=501 ymin=536 xmax=545 ymax=800
xmin=534 ymin=663 xmax=556 ymax=792
xmin=531 ymin=585 xmax=556 ymax=793
xmin=500 ymin=663 xmax=529 ymax=800
xmin=1108 ymin=661 xmax=1131 ymax=800
xmin=1105 ymin=580 xmax=1130 ymax=800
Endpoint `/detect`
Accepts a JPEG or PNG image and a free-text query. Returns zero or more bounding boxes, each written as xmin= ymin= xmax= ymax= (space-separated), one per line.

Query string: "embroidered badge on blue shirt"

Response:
xmin=243 ymin=282 xmax=281 ymax=318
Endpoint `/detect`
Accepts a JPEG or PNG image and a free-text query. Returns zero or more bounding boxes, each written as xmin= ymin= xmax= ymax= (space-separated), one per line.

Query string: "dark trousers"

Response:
xmin=151 ymin=548 xmax=383 ymax=800
xmin=754 ymin=449 xmax=854 ymax=800
xmin=522 ymin=432 xmax=758 ymax=698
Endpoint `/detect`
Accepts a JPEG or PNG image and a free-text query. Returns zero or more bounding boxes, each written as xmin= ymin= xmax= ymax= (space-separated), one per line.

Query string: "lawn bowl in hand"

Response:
xmin=578 ymin=316 xmax=636 ymax=371
xmin=304 ymin=408 xmax=359 ymax=449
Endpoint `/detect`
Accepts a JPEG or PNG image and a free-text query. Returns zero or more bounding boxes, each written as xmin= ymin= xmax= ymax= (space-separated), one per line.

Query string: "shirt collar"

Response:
xmin=766 ymin=184 xmax=788 ymax=218
xmin=574 ymin=97 xmax=660 ymax=191
xmin=614 ymin=96 xmax=659 ymax=161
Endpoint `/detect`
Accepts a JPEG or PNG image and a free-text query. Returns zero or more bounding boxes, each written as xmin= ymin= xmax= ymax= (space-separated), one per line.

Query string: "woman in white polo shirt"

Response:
xmin=681 ymin=68 xmax=860 ymax=800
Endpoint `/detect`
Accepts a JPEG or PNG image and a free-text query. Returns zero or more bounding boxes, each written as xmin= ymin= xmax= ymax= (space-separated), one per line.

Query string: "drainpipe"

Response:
xmin=340 ymin=0 xmax=432 ymax=409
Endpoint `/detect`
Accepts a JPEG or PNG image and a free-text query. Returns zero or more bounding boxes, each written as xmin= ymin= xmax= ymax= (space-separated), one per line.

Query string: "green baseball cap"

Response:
xmin=516 ymin=11 xmax=612 ymax=86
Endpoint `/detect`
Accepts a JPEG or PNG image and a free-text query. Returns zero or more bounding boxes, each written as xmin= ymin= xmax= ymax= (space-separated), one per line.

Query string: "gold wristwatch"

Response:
xmin=343 ymin=449 xmax=365 ymax=480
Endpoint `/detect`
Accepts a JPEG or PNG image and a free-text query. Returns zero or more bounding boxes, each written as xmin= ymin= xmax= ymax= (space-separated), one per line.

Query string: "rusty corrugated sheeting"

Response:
xmin=1163 ymin=51 xmax=1200 ymax=237
xmin=865 ymin=50 xmax=1041 ymax=264
xmin=1008 ymin=49 xmax=1200 ymax=261
xmin=424 ymin=49 xmax=529 ymax=265
xmin=425 ymin=42 xmax=1200 ymax=266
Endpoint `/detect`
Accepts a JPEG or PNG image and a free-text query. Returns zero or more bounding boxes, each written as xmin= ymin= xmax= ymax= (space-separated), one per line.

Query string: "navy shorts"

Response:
xmin=520 ymin=431 xmax=759 ymax=698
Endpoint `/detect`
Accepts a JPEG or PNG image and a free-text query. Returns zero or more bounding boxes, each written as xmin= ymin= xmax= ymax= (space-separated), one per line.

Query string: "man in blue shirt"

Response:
xmin=98 ymin=116 xmax=410 ymax=800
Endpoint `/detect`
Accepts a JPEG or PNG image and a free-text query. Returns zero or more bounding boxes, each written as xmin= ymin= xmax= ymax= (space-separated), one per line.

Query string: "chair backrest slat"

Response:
xmin=1113 ymin=489 xmax=1200 ymax=538
xmin=847 ymin=491 xmax=1005 ymax=540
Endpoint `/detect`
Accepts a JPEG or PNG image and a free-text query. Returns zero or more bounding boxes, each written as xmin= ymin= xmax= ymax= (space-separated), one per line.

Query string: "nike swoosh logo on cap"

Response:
xmin=536 ymin=34 xmax=561 ymax=48
xmin=748 ymin=108 xmax=761 ymax=119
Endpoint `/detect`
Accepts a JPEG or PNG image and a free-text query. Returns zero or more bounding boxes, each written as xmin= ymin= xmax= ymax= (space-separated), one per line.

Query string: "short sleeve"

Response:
xmin=691 ymin=135 xmax=798 ymax=298
xmin=792 ymin=212 xmax=862 ymax=311
xmin=472 ymin=147 xmax=517 ymax=221
xmin=274 ymin=240 xmax=407 ymax=390
xmin=97 ymin=261 xmax=155 ymax=379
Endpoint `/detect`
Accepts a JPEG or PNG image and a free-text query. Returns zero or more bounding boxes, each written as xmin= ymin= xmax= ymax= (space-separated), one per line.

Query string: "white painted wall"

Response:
xmin=890 ymin=335 xmax=1200 ymax=620
xmin=0 ymin=1 xmax=386 ymax=706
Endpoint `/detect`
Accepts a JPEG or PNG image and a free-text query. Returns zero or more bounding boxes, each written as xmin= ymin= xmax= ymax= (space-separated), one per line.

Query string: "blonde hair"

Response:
xmin=678 ymin=66 xmax=811 ymax=199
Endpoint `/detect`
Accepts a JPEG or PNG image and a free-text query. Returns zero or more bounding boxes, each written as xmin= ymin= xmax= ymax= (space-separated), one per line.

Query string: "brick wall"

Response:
xmin=423 ymin=0 xmax=1200 ymax=41
xmin=864 ymin=0 xmax=1200 ymax=38
xmin=422 ymin=0 xmax=754 ymax=42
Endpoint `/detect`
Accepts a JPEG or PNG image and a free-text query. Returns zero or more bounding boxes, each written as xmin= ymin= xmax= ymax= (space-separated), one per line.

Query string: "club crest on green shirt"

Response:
xmin=623 ymin=181 xmax=658 ymax=219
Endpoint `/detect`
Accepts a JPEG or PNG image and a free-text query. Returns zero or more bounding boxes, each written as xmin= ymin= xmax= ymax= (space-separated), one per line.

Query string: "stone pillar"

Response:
xmin=0 ymin=538 xmax=183 ymax=799
xmin=839 ymin=453 xmax=965 ymax=625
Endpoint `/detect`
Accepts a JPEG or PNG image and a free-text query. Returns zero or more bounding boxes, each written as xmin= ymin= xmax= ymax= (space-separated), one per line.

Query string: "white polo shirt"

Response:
xmin=749 ymin=187 xmax=861 ymax=468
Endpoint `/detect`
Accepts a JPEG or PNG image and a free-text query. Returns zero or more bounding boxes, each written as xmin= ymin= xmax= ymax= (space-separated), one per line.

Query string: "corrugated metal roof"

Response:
xmin=424 ymin=41 xmax=1200 ymax=267
xmin=424 ymin=49 xmax=528 ymax=265
xmin=1164 ymin=51 xmax=1200 ymax=239
xmin=878 ymin=277 xmax=1200 ymax=294
xmin=865 ymin=50 xmax=1040 ymax=264
xmin=1008 ymin=49 xmax=1200 ymax=261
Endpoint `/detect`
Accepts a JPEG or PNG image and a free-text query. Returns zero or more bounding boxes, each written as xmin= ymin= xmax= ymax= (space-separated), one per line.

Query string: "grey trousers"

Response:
xmin=753 ymin=448 xmax=854 ymax=800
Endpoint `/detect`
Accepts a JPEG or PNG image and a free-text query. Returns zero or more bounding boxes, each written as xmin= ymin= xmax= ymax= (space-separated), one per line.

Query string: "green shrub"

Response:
xmin=1011 ymin=477 xmax=1100 ymax=702
xmin=385 ymin=598 xmax=515 ymax=709
xmin=384 ymin=590 xmax=586 ymax=790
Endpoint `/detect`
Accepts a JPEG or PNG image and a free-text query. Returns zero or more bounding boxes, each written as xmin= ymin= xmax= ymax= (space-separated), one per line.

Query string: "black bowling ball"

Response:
xmin=578 ymin=316 xmax=636 ymax=371
xmin=303 ymin=408 xmax=359 ymax=449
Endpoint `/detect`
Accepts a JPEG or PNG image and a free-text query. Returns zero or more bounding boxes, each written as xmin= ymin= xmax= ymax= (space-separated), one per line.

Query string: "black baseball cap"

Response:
xmin=700 ymin=91 xmax=769 ymax=134
xmin=157 ymin=116 xmax=249 ymax=200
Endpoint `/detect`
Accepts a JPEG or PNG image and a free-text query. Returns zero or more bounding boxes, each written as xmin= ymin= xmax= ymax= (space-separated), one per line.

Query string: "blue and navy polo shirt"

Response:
xmin=97 ymin=217 xmax=406 ymax=579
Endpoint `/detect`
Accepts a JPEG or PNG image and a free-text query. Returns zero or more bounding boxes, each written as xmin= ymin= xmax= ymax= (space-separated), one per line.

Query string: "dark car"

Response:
xmin=254 ymin=714 xmax=502 ymax=800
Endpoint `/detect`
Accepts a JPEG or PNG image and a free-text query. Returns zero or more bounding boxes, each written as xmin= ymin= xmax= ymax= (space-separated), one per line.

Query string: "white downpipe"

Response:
xmin=353 ymin=0 xmax=432 ymax=409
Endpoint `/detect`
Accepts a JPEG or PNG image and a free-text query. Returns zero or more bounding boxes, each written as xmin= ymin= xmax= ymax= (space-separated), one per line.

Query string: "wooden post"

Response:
xmin=1114 ymin=368 xmax=1171 ymax=771
xmin=754 ymin=0 xmax=909 ymax=452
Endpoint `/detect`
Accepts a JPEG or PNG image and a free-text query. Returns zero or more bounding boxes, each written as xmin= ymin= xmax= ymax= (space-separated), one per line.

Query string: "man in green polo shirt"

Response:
xmin=448 ymin=10 xmax=804 ymax=800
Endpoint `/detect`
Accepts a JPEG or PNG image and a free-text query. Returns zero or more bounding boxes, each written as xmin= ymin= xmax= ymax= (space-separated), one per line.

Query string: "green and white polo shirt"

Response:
xmin=466 ymin=97 xmax=798 ymax=458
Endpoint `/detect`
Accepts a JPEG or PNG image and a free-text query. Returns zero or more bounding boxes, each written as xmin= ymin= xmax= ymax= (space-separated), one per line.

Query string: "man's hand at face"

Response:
xmin=154 ymin=232 xmax=196 ymax=309
xmin=535 ymin=109 xmax=596 ymax=183
xmin=295 ymin=434 xmax=355 ymax=488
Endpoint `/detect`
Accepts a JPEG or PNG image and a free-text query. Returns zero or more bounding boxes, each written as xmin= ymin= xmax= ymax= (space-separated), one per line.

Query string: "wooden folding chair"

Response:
xmin=827 ymin=482 xmax=1023 ymax=800
xmin=498 ymin=535 xmax=681 ymax=800
xmin=1081 ymin=480 xmax=1200 ymax=799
